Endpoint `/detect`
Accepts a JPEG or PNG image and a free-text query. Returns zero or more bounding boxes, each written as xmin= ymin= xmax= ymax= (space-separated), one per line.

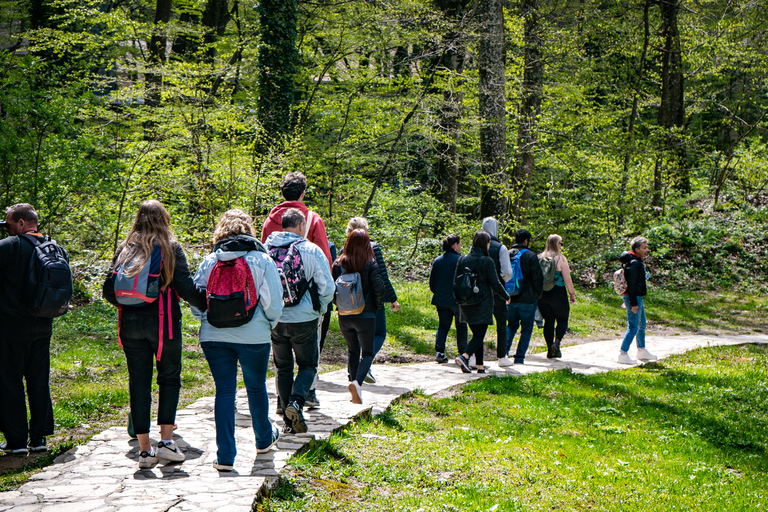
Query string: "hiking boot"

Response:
xmin=28 ymin=438 xmax=47 ymax=453
xmin=156 ymin=440 xmax=185 ymax=462
xmin=636 ymin=347 xmax=657 ymax=361
xmin=213 ymin=460 xmax=234 ymax=472
xmin=468 ymin=354 xmax=477 ymax=369
xmin=617 ymin=351 xmax=637 ymax=365
xmin=435 ymin=352 xmax=449 ymax=364
xmin=348 ymin=380 xmax=363 ymax=404
xmin=364 ymin=369 xmax=376 ymax=384
xmin=554 ymin=339 xmax=562 ymax=358
xmin=498 ymin=356 xmax=514 ymax=367
xmin=0 ymin=442 xmax=27 ymax=455
xmin=546 ymin=342 xmax=557 ymax=359
xmin=476 ymin=368 xmax=487 ymax=374
xmin=281 ymin=424 xmax=296 ymax=435
xmin=284 ymin=401 xmax=308 ymax=434
xmin=455 ymin=355 xmax=471 ymax=373
xmin=138 ymin=450 xmax=157 ymax=469
xmin=256 ymin=427 xmax=280 ymax=453
xmin=305 ymin=389 xmax=320 ymax=409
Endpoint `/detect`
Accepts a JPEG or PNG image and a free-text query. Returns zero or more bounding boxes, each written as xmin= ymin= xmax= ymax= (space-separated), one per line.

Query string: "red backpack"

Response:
xmin=206 ymin=257 xmax=258 ymax=328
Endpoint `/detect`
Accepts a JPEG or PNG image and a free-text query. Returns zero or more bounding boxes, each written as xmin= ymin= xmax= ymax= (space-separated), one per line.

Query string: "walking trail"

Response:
xmin=2 ymin=334 xmax=766 ymax=512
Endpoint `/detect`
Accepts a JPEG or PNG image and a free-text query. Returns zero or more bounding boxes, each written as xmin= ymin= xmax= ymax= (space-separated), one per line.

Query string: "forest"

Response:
xmin=1 ymin=0 xmax=767 ymax=290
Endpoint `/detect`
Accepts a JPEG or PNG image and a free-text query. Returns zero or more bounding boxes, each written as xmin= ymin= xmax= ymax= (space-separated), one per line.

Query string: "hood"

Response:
xmin=267 ymin=201 xmax=309 ymax=225
xmin=481 ymin=217 xmax=498 ymax=239
xmin=213 ymin=235 xmax=266 ymax=261
xmin=265 ymin=231 xmax=303 ymax=248
xmin=619 ymin=251 xmax=639 ymax=264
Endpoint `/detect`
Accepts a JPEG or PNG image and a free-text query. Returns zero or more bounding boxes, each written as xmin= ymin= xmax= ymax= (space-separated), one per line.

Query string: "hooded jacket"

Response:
xmin=192 ymin=235 xmax=283 ymax=345
xmin=260 ymin=201 xmax=332 ymax=267
xmin=481 ymin=217 xmax=513 ymax=284
xmin=455 ymin=247 xmax=510 ymax=325
xmin=265 ymin=231 xmax=334 ymax=324
xmin=620 ymin=251 xmax=647 ymax=307
xmin=508 ymin=243 xmax=544 ymax=304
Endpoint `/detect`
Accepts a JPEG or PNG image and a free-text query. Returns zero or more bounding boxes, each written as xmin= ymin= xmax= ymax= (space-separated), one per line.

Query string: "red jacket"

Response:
xmin=261 ymin=201 xmax=333 ymax=268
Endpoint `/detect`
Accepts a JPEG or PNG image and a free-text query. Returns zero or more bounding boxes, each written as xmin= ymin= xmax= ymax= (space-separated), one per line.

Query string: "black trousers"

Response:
xmin=0 ymin=317 xmax=54 ymax=448
xmin=464 ymin=324 xmax=489 ymax=367
xmin=339 ymin=315 xmax=376 ymax=386
xmin=493 ymin=298 xmax=508 ymax=358
xmin=537 ymin=286 xmax=570 ymax=347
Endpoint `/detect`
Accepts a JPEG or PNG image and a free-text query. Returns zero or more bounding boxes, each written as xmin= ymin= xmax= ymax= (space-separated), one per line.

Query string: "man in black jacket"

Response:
xmin=618 ymin=237 xmax=657 ymax=364
xmin=0 ymin=204 xmax=56 ymax=454
xmin=505 ymin=229 xmax=544 ymax=364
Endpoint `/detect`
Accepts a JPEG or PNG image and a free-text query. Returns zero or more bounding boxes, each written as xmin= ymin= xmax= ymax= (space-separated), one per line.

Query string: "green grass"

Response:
xmin=265 ymin=344 xmax=768 ymax=511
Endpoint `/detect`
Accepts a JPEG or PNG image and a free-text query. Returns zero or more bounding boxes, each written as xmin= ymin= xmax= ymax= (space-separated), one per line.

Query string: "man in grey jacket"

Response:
xmin=481 ymin=217 xmax=514 ymax=367
xmin=265 ymin=209 xmax=334 ymax=434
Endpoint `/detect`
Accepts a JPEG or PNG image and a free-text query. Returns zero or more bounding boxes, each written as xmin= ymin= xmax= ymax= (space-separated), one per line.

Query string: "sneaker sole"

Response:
xmin=213 ymin=462 xmax=234 ymax=471
xmin=285 ymin=406 xmax=308 ymax=434
xmin=29 ymin=447 xmax=47 ymax=453
xmin=348 ymin=383 xmax=363 ymax=404
xmin=156 ymin=448 xmax=185 ymax=462
xmin=256 ymin=430 xmax=280 ymax=453
xmin=455 ymin=357 xmax=471 ymax=373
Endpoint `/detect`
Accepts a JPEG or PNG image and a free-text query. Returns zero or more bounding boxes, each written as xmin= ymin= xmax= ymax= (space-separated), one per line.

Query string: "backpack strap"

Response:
xmin=304 ymin=211 xmax=314 ymax=239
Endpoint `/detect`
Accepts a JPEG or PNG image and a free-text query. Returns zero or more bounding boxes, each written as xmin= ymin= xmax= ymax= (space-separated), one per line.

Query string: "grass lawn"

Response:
xmin=266 ymin=344 xmax=768 ymax=511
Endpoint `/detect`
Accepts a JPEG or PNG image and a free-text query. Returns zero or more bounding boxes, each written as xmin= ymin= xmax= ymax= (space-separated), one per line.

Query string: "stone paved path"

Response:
xmin=2 ymin=334 xmax=766 ymax=511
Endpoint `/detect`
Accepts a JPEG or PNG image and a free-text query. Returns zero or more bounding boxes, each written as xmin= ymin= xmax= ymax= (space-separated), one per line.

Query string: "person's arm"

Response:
xmin=624 ymin=259 xmax=640 ymax=309
xmin=368 ymin=260 xmax=386 ymax=310
xmin=258 ymin=253 xmax=284 ymax=328
xmin=429 ymin=258 xmax=437 ymax=294
xmin=308 ymin=214 xmax=333 ymax=268
xmin=499 ymin=245 xmax=513 ymax=283
xmin=101 ymin=248 xmax=121 ymax=306
xmin=171 ymin=244 xmax=208 ymax=311
xmin=372 ymin=243 xmax=399 ymax=309
xmin=487 ymin=259 xmax=510 ymax=302
xmin=559 ymin=256 xmax=576 ymax=303
xmin=312 ymin=246 xmax=335 ymax=311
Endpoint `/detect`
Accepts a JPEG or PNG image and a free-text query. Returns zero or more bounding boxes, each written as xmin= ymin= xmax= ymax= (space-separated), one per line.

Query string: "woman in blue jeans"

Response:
xmin=192 ymin=209 xmax=284 ymax=471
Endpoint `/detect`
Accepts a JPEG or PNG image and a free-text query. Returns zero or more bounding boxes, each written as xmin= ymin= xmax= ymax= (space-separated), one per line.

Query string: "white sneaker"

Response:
xmin=348 ymin=380 xmax=363 ymax=404
xmin=156 ymin=440 xmax=185 ymax=462
xmin=138 ymin=449 xmax=157 ymax=469
xmin=617 ymin=351 xmax=637 ymax=365
xmin=498 ymin=356 xmax=514 ymax=367
xmin=636 ymin=348 xmax=657 ymax=361
xmin=468 ymin=355 xmax=477 ymax=369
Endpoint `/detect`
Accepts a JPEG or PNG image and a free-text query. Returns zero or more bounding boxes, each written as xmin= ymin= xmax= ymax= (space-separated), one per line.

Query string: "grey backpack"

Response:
xmin=335 ymin=267 xmax=366 ymax=315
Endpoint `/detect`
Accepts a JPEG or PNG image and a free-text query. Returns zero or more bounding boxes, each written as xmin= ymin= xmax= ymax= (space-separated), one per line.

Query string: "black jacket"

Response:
xmin=508 ymin=244 xmax=544 ymax=304
xmin=455 ymin=247 xmax=509 ymax=325
xmin=103 ymin=241 xmax=207 ymax=319
xmin=620 ymin=251 xmax=647 ymax=307
xmin=429 ymin=249 xmax=461 ymax=306
xmin=0 ymin=233 xmax=57 ymax=326
xmin=372 ymin=242 xmax=398 ymax=303
xmin=332 ymin=259 xmax=385 ymax=314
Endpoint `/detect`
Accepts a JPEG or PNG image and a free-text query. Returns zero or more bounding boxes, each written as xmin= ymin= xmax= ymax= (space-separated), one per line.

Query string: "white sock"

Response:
xmin=160 ymin=439 xmax=174 ymax=445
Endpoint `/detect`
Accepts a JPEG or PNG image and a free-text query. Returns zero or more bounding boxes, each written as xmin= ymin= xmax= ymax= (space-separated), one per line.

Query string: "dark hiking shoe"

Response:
xmin=285 ymin=401 xmax=308 ymax=434
xmin=305 ymin=389 xmax=320 ymax=409
xmin=455 ymin=355 xmax=471 ymax=373
xmin=28 ymin=438 xmax=47 ymax=452
xmin=1 ymin=442 xmax=27 ymax=455
xmin=435 ymin=353 xmax=449 ymax=364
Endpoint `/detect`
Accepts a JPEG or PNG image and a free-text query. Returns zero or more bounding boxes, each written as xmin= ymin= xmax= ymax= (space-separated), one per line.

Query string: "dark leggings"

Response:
xmin=339 ymin=315 xmax=376 ymax=386
xmin=537 ymin=286 xmax=570 ymax=347
xmin=464 ymin=324 xmax=488 ymax=367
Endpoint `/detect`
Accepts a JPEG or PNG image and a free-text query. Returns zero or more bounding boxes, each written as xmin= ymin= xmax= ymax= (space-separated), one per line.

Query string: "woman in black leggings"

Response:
xmin=453 ymin=232 xmax=510 ymax=373
xmin=537 ymin=234 xmax=576 ymax=358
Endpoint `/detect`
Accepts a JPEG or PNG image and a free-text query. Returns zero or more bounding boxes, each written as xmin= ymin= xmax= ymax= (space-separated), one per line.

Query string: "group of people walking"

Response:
xmin=0 ymin=172 xmax=655 ymax=472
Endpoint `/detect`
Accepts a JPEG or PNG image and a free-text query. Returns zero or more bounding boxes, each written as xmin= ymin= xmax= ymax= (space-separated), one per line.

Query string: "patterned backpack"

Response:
xmin=269 ymin=240 xmax=310 ymax=307
xmin=206 ymin=257 xmax=259 ymax=328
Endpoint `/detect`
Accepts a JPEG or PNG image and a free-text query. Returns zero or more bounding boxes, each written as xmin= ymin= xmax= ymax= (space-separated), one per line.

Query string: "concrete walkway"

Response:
xmin=1 ymin=334 xmax=766 ymax=511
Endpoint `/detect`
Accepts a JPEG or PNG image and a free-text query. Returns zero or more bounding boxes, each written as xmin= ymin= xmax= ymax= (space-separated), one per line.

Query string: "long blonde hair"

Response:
xmin=346 ymin=216 xmax=369 ymax=236
xmin=213 ymin=209 xmax=256 ymax=244
xmin=540 ymin=234 xmax=563 ymax=259
xmin=115 ymin=200 xmax=176 ymax=289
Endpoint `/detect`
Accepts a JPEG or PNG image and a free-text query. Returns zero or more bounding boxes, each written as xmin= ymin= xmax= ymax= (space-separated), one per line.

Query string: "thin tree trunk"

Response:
xmin=146 ymin=0 xmax=173 ymax=106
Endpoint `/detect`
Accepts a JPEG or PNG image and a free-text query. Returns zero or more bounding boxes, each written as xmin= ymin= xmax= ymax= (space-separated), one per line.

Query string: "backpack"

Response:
xmin=506 ymin=248 xmax=531 ymax=296
xmin=269 ymin=240 xmax=311 ymax=307
xmin=335 ymin=267 xmax=366 ymax=315
xmin=113 ymin=245 xmax=162 ymax=306
xmin=453 ymin=266 xmax=482 ymax=306
xmin=539 ymin=255 xmax=558 ymax=292
xmin=20 ymin=234 xmax=73 ymax=318
xmin=613 ymin=267 xmax=627 ymax=295
xmin=206 ymin=257 xmax=259 ymax=328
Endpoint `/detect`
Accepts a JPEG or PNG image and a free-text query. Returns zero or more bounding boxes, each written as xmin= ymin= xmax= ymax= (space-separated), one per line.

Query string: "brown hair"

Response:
xmin=280 ymin=172 xmax=308 ymax=201
xmin=337 ymin=229 xmax=374 ymax=273
xmin=115 ymin=200 xmax=176 ymax=289
xmin=472 ymin=231 xmax=491 ymax=249
xmin=6 ymin=203 xmax=38 ymax=224
xmin=213 ymin=209 xmax=256 ymax=244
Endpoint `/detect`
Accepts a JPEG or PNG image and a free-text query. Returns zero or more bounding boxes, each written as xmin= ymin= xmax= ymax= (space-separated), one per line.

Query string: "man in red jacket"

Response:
xmin=261 ymin=172 xmax=332 ymax=268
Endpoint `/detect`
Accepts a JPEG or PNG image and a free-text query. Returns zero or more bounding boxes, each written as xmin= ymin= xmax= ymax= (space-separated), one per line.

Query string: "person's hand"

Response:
xmin=631 ymin=305 xmax=638 ymax=314
xmin=506 ymin=299 xmax=511 ymax=305
xmin=569 ymin=293 xmax=576 ymax=304
xmin=391 ymin=301 xmax=400 ymax=312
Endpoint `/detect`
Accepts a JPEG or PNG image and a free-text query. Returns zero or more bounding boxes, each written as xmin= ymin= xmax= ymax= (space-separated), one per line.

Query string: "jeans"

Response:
xmin=538 ymin=286 xmax=570 ymax=347
xmin=373 ymin=306 xmax=387 ymax=356
xmin=339 ymin=316 xmax=376 ymax=385
xmin=506 ymin=302 xmax=538 ymax=363
xmin=464 ymin=324 xmax=488 ymax=367
xmin=271 ymin=320 xmax=319 ymax=410
xmin=202 ymin=342 xmax=273 ymax=465
xmin=621 ymin=296 xmax=646 ymax=352
xmin=493 ymin=298 xmax=508 ymax=358
xmin=0 ymin=318 xmax=54 ymax=448
xmin=120 ymin=314 xmax=182 ymax=435
xmin=434 ymin=305 xmax=468 ymax=354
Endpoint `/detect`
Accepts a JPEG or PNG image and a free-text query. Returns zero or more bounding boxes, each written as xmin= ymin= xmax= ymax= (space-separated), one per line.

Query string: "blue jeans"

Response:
xmin=201 ymin=342 xmax=273 ymax=465
xmin=271 ymin=320 xmax=319 ymax=410
xmin=621 ymin=296 xmax=646 ymax=352
xmin=434 ymin=305 xmax=468 ymax=355
xmin=373 ymin=306 xmax=387 ymax=356
xmin=506 ymin=302 xmax=538 ymax=363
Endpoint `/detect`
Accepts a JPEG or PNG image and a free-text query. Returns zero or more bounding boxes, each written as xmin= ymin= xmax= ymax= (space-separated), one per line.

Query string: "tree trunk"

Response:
xmin=511 ymin=0 xmax=542 ymax=224
xmin=657 ymin=0 xmax=688 ymax=198
xmin=202 ymin=0 xmax=231 ymax=62
xmin=478 ymin=0 xmax=507 ymax=219
xmin=146 ymin=0 xmax=173 ymax=106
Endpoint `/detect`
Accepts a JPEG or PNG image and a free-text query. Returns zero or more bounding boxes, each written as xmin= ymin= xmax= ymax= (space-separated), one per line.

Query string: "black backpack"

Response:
xmin=21 ymin=234 xmax=73 ymax=318
xmin=453 ymin=266 xmax=482 ymax=306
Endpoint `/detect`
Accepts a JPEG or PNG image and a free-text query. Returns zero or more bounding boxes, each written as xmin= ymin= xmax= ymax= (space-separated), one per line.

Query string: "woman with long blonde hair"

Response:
xmin=537 ymin=234 xmax=576 ymax=358
xmin=103 ymin=200 xmax=207 ymax=469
